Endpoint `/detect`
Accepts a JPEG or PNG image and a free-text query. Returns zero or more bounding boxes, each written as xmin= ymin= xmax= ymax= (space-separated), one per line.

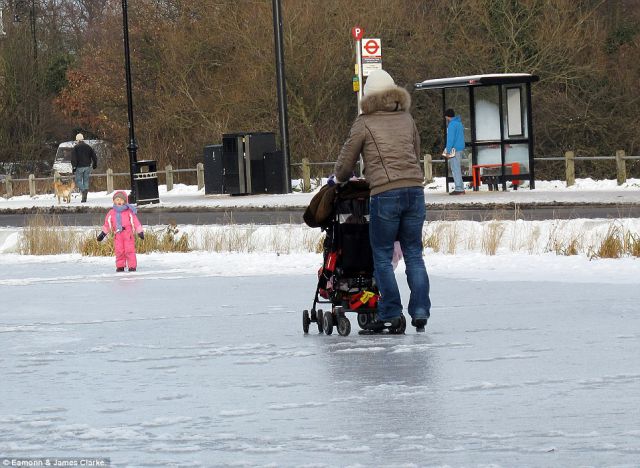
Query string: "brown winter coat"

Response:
xmin=334 ymin=87 xmax=424 ymax=196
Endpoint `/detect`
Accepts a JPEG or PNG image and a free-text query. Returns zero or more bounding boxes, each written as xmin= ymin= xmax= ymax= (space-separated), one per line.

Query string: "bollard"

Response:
xmin=53 ymin=171 xmax=61 ymax=184
xmin=423 ymin=153 xmax=433 ymax=184
xmin=565 ymin=151 xmax=575 ymax=187
xmin=196 ymin=163 xmax=204 ymax=191
xmin=4 ymin=175 xmax=12 ymax=198
xmin=29 ymin=174 xmax=36 ymax=197
xmin=615 ymin=150 xmax=626 ymax=186
xmin=165 ymin=164 xmax=174 ymax=192
xmin=106 ymin=168 xmax=114 ymax=194
xmin=302 ymin=158 xmax=311 ymax=193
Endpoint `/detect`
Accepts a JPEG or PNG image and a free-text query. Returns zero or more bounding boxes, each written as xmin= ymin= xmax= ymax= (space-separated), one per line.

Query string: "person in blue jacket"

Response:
xmin=443 ymin=109 xmax=466 ymax=195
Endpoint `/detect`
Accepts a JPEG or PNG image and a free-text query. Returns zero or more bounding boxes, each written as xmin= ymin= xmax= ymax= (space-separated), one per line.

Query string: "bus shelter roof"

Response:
xmin=414 ymin=73 xmax=539 ymax=90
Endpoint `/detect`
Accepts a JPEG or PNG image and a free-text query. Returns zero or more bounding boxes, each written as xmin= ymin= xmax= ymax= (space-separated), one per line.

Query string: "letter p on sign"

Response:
xmin=351 ymin=26 xmax=364 ymax=41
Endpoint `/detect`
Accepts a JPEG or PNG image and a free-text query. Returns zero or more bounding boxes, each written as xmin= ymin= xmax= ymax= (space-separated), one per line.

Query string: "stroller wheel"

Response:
xmin=337 ymin=316 xmax=351 ymax=336
xmin=323 ymin=310 xmax=334 ymax=335
xmin=302 ymin=310 xmax=310 ymax=334
xmin=316 ymin=309 xmax=324 ymax=333
xmin=399 ymin=315 xmax=407 ymax=333
xmin=357 ymin=312 xmax=370 ymax=329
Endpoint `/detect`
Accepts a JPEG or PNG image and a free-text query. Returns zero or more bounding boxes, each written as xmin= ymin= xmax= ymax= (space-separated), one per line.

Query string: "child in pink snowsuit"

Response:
xmin=97 ymin=190 xmax=144 ymax=272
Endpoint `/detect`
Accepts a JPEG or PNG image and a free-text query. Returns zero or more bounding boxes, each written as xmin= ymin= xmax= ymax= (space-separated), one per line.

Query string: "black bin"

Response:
xmin=222 ymin=132 xmax=277 ymax=195
xmin=263 ymin=150 xmax=288 ymax=194
xmin=133 ymin=160 xmax=159 ymax=205
xmin=203 ymin=144 xmax=223 ymax=194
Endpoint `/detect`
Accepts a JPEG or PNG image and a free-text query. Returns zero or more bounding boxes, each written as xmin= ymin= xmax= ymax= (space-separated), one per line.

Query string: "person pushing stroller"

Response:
xmin=334 ymin=69 xmax=431 ymax=332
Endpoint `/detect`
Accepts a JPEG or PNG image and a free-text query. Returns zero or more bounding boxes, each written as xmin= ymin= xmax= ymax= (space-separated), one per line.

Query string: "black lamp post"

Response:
xmin=121 ymin=0 xmax=138 ymax=203
xmin=271 ymin=0 xmax=291 ymax=192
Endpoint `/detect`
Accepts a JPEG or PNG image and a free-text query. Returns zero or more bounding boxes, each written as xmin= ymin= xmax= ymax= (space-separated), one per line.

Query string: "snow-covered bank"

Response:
xmin=2 ymin=218 xmax=640 ymax=259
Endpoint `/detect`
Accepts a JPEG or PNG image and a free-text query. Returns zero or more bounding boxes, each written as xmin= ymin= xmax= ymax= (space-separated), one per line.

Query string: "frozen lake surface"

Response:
xmin=1 ymin=255 xmax=640 ymax=467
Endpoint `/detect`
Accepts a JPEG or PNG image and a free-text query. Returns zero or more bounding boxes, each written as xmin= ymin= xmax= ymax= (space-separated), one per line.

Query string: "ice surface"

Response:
xmin=2 ymin=254 xmax=639 ymax=466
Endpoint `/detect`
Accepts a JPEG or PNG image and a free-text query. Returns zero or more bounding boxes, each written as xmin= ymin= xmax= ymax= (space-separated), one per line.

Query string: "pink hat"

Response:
xmin=113 ymin=191 xmax=128 ymax=203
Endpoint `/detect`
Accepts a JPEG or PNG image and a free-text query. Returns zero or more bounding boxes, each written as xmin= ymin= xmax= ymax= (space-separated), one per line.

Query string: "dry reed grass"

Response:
xmin=589 ymin=224 xmax=624 ymax=259
xmin=481 ymin=221 xmax=505 ymax=255
xmin=198 ymin=226 xmax=257 ymax=252
xmin=527 ymin=225 xmax=542 ymax=254
xmin=545 ymin=222 xmax=583 ymax=256
xmin=304 ymin=231 xmax=325 ymax=254
xmin=626 ymin=233 xmax=640 ymax=257
xmin=19 ymin=214 xmax=81 ymax=255
xmin=14 ymin=217 xmax=640 ymax=259
xmin=443 ymin=222 xmax=460 ymax=254
xmin=423 ymin=224 xmax=443 ymax=252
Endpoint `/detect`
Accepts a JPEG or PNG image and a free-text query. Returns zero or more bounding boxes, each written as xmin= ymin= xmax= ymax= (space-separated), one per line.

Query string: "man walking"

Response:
xmin=71 ymin=133 xmax=97 ymax=203
xmin=444 ymin=109 xmax=466 ymax=195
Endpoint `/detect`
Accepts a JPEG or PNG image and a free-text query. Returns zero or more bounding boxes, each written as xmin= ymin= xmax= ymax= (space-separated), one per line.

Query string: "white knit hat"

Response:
xmin=75 ymin=133 xmax=84 ymax=141
xmin=363 ymin=69 xmax=395 ymax=95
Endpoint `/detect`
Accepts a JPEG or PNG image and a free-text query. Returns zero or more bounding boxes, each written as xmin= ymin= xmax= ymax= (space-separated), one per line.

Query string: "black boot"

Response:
xmin=81 ymin=190 xmax=88 ymax=203
xmin=359 ymin=316 xmax=404 ymax=335
xmin=411 ymin=317 xmax=428 ymax=333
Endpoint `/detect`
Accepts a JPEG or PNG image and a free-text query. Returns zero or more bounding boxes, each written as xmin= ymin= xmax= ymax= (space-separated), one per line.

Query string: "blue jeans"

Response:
xmin=447 ymin=150 xmax=465 ymax=192
xmin=369 ymin=187 xmax=431 ymax=321
xmin=75 ymin=166 xmax=92 ymax=191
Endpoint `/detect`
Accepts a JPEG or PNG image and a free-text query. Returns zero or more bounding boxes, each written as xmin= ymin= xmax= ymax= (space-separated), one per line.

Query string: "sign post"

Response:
xmin=361 ymin=38 xmax=382 ymax=77
xmin=351 ymin=26 xmax=364 ymax=114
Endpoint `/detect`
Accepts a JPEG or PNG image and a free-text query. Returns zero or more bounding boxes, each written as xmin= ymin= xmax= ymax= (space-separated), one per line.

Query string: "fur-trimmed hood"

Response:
xmin=360 ymin=87 xmax=412 ymax=115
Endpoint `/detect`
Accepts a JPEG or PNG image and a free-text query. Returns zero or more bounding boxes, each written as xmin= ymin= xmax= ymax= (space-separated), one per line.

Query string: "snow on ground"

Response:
xmin=2 ymin=177 xmax=640 ymax=210
xmin=1 ymin=253 xmax=639 ymax=466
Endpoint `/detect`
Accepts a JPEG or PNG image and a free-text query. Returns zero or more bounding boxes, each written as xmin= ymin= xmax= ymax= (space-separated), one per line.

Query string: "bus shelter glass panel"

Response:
xmin=447 ymin=148 xmax=473 ymax=180
xmin=443 ymin=87 xmax=471 ymax=143
xmin=502 ymin=84 xmax=528 ymax=139
xmin=504 ymin=143 xmax=530 ymax=173
xmin=477 ymin=145 xmax=501 ymax=166
xmin=474 ymin=86 xmax=500 ymax=141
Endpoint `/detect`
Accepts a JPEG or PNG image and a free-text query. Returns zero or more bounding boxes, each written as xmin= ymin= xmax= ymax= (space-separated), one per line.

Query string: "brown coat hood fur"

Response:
xmin=360 ymin=86 xmax=412 ymax=115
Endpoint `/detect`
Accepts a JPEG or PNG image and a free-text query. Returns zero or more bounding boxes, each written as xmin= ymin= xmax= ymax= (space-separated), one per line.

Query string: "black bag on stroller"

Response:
xmin=302 ymin=180 xmax=406 ymax=336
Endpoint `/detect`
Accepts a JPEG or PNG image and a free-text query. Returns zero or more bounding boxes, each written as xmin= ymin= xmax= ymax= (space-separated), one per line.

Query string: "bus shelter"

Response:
xmin=414 ymin=73 xmax=539 ymax=191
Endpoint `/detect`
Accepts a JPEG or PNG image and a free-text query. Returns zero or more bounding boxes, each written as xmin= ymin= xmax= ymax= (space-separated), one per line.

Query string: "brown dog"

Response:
xmin=54 ymin=179 xmax=75 ymax=204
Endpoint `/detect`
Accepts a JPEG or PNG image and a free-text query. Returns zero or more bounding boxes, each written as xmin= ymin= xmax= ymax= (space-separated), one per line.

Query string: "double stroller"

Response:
xmin=302 ymin=180 xmax=406 ymax=336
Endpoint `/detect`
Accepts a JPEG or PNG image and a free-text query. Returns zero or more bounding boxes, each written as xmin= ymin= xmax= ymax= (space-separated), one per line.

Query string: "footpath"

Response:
xmin=1 ymin=179 xmax=640 ymax=214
